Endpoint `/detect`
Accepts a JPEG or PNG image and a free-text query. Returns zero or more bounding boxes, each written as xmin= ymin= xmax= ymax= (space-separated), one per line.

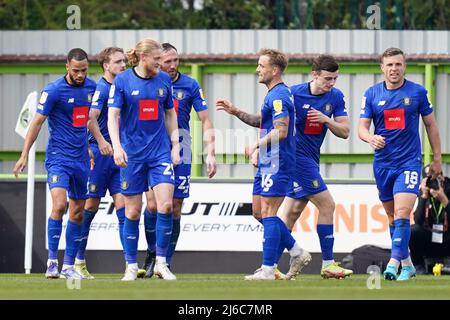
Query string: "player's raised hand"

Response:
xmin=216 ymin=99 xmax=237 ymax=115
xmin=13 ymin=155 xmax=28 ymax=178
xmin=369 ymin=134 xmax=385 ymax=150
xmin=307 ymin=108 xmax=330 ymax=124
xmin=206 ymin=154 xmax=217 ymax=178
xmin=113 ymin=146 xmax=128 ymax=168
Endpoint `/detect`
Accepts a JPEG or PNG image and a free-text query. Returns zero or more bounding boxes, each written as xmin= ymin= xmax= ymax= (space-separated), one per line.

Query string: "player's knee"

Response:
xmin=394 ymin=207 xmax=410 ymax=219
xmin=52 ymin=201 xmax=67 ymax=216
xmin=319 ymin=199 xmax=335 ymax=216
xmin=70 ymin=212 xmax=83 ymax=224
xmin=146 ymin=203 xmax=157 ymax=213
xmin=158 ymin=201 xmax=173 ymax=214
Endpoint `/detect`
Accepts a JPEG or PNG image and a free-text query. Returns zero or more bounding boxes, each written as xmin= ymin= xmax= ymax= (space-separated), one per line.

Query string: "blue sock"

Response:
xmin=262 ymin=216 xmax=280 ymax=267
xmin=76 ymin=210 xmax=96 ymax=260
xmin=391 ymin=219 xmax=410 ymax=261
xmin=275 ymin=242 xmax=285 ymax=265
xmin=275 ymin=218 xmax=295 ymax=264
xmin=277 ymin=217 xmax=295 ymax=251
xmin=156 ymin=213 xmax=173 ymax=257
xmin=389 ymin=224 xmax=395 ymax=240
xmin=144 ymin=209 xmax=157 ymax=254
xmin=317 ymin=224 xmax=334 ymax=261
xmin=47 ymin=218 xmax=62 ymax=260
xmin=63 ymin=220 xmax=83 ymax=266
xmin=115 ymin=207 xmax=126 ymax=252
xmin=123 ymin=217 xmax=140 ymax=264
xmin=167 ymin=216 xmax=181 ymax=265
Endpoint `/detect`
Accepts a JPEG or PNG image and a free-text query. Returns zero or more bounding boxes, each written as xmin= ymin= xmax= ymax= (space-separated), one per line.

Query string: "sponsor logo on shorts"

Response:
xmin=312 ymin=179 xmax=320 ymax=188
xmin=89 ymin=183 xmax=97 ymax=193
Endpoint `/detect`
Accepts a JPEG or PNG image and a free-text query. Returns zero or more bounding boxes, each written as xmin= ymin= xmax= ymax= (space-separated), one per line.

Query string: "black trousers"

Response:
xmin=409 ymin=223 xmax=450 ymax=266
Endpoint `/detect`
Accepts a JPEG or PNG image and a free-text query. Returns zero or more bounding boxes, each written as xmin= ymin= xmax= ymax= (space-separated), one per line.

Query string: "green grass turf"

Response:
xmin=1 ymin=274 xmax=450 ymax=300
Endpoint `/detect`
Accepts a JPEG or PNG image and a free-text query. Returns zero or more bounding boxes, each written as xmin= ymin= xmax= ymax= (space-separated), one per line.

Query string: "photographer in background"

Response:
xmin=410 ymin=166 xmax=450 ymax=274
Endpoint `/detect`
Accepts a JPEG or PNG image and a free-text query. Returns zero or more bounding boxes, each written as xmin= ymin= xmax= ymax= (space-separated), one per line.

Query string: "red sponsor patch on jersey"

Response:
xmin=72 ymin=106 xmax=89 ymax=127
xmin=304 ymin=118 xmax=324 ymax=135
xmin=173 ymin=99 xmax=179 ymax=116
xmin=139 ymin=100 xmax=158 ymax=120
xmin=384 ymin=108 xmax=405 ymax=130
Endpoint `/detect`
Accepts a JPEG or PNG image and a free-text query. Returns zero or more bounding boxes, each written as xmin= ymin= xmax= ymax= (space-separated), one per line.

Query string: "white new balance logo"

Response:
xmin=68 ymin=98 xmax=74 ymax=103
xmin=302 ymin=104 xmax=310 ymax=109
xmin=131 ymin=90 xmax=139 ymax=95
xmin=393 ymin=237 xmax=402 ymax=242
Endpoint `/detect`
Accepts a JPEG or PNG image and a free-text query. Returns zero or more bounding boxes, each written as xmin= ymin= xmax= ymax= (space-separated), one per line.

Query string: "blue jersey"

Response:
xmin=360 ymin=79 xmax=433 ymax=168
xmin=172 ymin=73 xmax=207 ymax=160
xmin=259 ymin=83 xmax=295 ymax=174
xmin=88 ymin=77 xmax=112 ymax=144
xmin=291 ymin=83 xmax=347 ymax=164
xmin=108 ymin=68 xmax=174 ymax=162
xmin=37 ymin=76 xmax=96 ymax=162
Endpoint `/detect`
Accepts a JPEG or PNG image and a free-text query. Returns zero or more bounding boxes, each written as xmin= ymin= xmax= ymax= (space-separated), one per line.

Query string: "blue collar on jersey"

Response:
xmin=383 ymin=78 xmax=407 ymax=91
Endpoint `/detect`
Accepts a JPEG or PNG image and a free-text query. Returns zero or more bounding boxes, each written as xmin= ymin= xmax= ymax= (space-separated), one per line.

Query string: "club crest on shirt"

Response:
xmin=273 ymin=100 xmax=283 ymax=115
xmin=176 ymin=90 xmax=185 ymax=100
xmin=402 ymin=97 xmax=411 ymax=106
xmin=89 ymin=183 xmax=97 ymax=193
xmin=324 ymin=103 xmax=333 ymax=113
xmin=157 ymin=88 xmax=165 ymax=97
xmin=121 ymin=181 xmax=129 ymax=190
xmin=87 ymin=93 xmax=92 ymax=103
xmin=51 ymin=175 xmax=59 ymax=183
xmin=312 ymin=179 xmax=320 ymax=188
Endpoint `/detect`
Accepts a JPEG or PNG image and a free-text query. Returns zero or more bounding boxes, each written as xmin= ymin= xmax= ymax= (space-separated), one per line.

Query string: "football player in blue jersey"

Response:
xmin=359 ymin=47 xmax=442 ymax=281
xmin=13 ymin=48 xmax=96 ymax=280
xmin=73 ymin=47 xmax=127 ymax=279
xmin=279 ymin=55 xmax=353 ymax=279
xmin=138 ymin=43 xmax=217 ymax=278
xmin=216 ymin=49 xmax=308 ymax=280
xmin=108 ymin=38 xmax=180 ymax=281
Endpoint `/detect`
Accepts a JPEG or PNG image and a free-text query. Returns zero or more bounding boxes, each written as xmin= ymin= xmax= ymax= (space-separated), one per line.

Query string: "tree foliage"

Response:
xmin=0 ymin=0 xmax=448 ymax=30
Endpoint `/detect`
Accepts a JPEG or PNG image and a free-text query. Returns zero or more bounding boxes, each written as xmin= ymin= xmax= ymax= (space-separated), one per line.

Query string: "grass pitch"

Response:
xmin=1 ymin=273 xmax=450 ymax=300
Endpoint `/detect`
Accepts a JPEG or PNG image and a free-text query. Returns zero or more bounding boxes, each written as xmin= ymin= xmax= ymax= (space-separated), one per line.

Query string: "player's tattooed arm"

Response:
xmin=235 ymin=110 xmax=261 ymax=128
